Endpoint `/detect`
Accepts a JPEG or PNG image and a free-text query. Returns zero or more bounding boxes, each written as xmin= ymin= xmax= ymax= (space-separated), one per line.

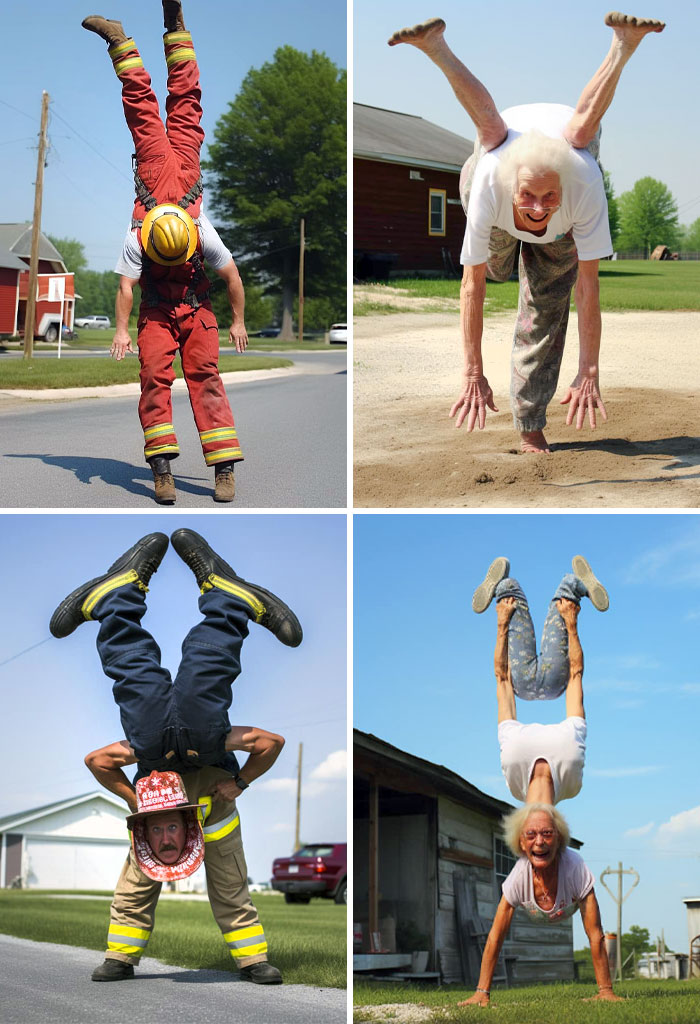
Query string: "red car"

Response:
xmin=271 ymin=842 xmax=347 ymax=905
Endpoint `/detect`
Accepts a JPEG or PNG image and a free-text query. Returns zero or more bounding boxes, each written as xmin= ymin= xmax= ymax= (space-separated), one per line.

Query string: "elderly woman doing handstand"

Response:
xmin=458 ymin=556 xmax=621 ymax=1006
xmin=389 ymin=12 xmax=664 ymax=454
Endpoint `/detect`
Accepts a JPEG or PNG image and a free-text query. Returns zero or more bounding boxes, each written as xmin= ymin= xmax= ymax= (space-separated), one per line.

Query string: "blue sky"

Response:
xmin=0 ymin=513 xmax=347 ymax=883
xmin=1 ymin=0 xmax=347 ymax=271
xmin=354 ymin=0 xmax=700 ymax=229
xmin=354 ymin=513 xmax=700 ymax=952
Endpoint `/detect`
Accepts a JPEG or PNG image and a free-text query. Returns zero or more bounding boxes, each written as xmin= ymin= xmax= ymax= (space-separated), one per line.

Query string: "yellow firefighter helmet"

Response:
xmin=141 ymin=204 xmax=197 ymax=266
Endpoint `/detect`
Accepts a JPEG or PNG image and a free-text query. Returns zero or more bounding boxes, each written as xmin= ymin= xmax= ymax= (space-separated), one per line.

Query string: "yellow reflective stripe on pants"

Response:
xmin=223 ymin=924 xmax=267 ymax=959
xmin=203 ymin=810 xmax=240 ymax=843
xmin=82 ymin=569 xmax=143 ymax=619
xmin=107 ymin=924 xmax=150 ymax=957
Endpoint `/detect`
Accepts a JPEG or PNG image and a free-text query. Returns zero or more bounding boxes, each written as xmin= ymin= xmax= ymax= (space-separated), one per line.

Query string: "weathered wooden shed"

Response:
xmin=354 ymin=729 xmax=583 ymax=985
xmin=354 ymin=104 xmax=473 ymax=278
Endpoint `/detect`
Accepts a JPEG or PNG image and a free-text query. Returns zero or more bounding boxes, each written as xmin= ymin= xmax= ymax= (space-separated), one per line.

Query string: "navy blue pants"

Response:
xmin=94 ymin=583 xmax=250 ymax=772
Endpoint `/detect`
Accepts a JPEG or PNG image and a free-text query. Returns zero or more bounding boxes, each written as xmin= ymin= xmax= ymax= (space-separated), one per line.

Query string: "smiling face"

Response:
xmin=519 ymin=809 xmax=560 ymax=870
xmin=144 ymin=811 xmax=187 ymax=864
xmin=513 ymin=167 xmax=561 ymax=230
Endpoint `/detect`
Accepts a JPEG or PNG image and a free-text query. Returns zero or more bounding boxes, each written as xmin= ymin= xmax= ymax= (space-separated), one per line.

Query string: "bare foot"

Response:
xmin=604 ymin=12 xmax=665 ymax=52
xmin=520 ymin=430 xmax=551 ymax=454
xmin=387 ymin=17 xmax=446 ymax=50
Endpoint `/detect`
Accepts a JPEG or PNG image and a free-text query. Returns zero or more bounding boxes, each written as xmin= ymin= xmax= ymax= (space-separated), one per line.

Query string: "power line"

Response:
xmin=0 ymin=636 xmax=51 ymax=669
xmin=0 ymin=97 xmax=37 ymax=121
xmin=48 ymin=102 xmax=132 ymax=183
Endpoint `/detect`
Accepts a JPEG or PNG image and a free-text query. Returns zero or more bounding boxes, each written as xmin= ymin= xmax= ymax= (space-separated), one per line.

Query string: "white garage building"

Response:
xmin=0 ymin=792 xmax=130 ymax=890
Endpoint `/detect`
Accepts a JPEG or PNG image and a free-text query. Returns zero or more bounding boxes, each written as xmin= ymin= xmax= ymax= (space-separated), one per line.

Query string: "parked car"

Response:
xmin=74 ymin=315 xmax=111 ymax=329
xmin=252 ymin=326 xmax=281 ymax=338
xmin=329 ymin=323 xmax=347 ymax=344
xmin=271 ymin=842 xmax=347 ymax=904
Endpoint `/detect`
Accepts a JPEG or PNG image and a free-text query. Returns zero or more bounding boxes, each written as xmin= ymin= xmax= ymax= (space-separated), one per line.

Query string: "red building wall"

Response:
xmin=354 ymin=158 xmax=465 ymax=275
xmin=0 ymin=269 xmax=19 ymax=333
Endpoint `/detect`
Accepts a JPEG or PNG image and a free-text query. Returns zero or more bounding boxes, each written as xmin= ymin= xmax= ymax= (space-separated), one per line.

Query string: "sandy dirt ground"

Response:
xmin=354 ymin=310 xmax=700 ymax=508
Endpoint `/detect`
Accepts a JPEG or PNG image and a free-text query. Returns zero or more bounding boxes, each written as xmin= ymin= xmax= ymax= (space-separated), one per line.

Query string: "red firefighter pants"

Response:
xmin=138 ymin=304 xmax=243 ymax=467
xmin=108 ymin=30 xmax=203 ymax=220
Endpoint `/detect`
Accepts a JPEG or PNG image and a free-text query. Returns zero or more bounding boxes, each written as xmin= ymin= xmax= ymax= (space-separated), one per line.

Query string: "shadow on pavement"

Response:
xmin=5 ymin=454 xmax=212 ymax=500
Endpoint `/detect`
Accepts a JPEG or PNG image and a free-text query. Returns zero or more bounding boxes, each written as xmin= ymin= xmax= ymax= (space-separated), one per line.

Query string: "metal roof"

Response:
xmin=0 ymin=223 xmax=66 ymax=269
xmin=354 ymin=102 xmax=473 ymax=172
xmin=0 ymin=791 xmax=125 ymax=832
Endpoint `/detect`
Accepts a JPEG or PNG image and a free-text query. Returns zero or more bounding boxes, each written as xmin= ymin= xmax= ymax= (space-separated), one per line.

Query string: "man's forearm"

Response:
xmin=87 ymin=762 xmax=137 ymax=811
xmin=460 ymin=272 xmax=486 ymax=374
xmin=115 ymin=284 xmax=134 ymax=335
xmin=237 ymin=741 xmax=283 ymax=784
xmin=565 ymin=621 xmax=584 ymax=678
xmin=226 ymin=273 xmax=245 ymax=324
xmin=494 ymin=623 xmax=509 ymax=682
xmin=589 ymin=927 xmax=615 ymax=992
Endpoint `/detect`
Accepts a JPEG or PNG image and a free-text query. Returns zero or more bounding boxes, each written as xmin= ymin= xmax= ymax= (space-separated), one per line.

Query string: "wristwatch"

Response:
xmin=234 ymin=774 xmax=249 ymax=790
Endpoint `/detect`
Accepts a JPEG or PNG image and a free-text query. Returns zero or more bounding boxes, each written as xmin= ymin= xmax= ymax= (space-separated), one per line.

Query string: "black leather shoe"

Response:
xmin=49 ymin=533 xmax=169 ymax=638
xmin=170 ymin=528 xmax=302 ymax=647
xmin=239 ymin=961 xmax=283 ymax=985
xmin=91 ymin=959 xmax=135 ymax=982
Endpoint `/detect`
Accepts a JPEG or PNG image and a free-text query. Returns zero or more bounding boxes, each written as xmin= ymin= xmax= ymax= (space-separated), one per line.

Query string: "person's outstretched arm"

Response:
xmin=215 ymin=259 xmax=248 ymax=353
xmin=558 ymin=598 xmax=584 ymax=719
xmin=211 ymin=726 xmax=286 ymax=801
xmin=459 ymin=897 xmax=515 ymax=1007
xmin=580 ymin=891 xmax=623 ymax=1002
xmin=85 ymin=740 xmax=138 ymax=812
xmin=450 ymin=262 xmax=498 ymax=430
xmin=495 ymin=596 xmax=516 ymax=723
xmin=560 ymin=260 xmax=607 ymax=429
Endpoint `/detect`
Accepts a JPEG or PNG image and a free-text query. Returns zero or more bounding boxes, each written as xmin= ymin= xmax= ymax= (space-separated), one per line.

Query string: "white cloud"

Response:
xmin=255 ymin=777 xmax=297 ymax=793
xmin=624 ymin=821 xmax=655 ymax=837
xmin=683 ymin=609 xmax=700 ymax=622
xmin=269 ymin=822 xmax=292 ymax=832
xmin=656 ymin=805 xmax=700 ymax=842
xmin=623 ymin=533 xmax=700 ymax=586
xmin=681 ymin=683 xmax=700 ymax=695
xmin=310 ymin=749 xmax=347 ymax=781
xmin=588 ymin=765 xmax=662 ymax=778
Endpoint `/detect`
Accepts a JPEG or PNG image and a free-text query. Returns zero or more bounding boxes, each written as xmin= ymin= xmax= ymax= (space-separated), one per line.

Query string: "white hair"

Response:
xmin=497 ymin=130 xmax=575 ymax=196
xmin=501 ymin=802 xmax=571 ymax=859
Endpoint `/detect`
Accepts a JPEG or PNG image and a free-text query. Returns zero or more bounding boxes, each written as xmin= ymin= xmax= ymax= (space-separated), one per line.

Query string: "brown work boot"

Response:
xmin=81 ymin=16 xmax=128 ymax=46
xmin=213 ymin=463 xmax=235 ymax=503
xmin=163 ymin=1 xmax=186 ymax=32
xmin=149 ymin=456 xmax=176 ymax=505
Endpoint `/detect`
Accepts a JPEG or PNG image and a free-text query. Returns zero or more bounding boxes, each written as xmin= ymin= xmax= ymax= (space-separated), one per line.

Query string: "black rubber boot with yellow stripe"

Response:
xmin=49 ymin=533 xmax=169 ymax=638
xmin=170 ymin=529 xmax=303 ymax=648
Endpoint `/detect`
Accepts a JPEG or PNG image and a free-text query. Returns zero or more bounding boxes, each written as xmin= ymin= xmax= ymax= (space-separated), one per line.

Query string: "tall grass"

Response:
xmin=354 ymin=978 xmax=700 ymax=1024
xmin=0 ymin=891 xmax=345 ymax=988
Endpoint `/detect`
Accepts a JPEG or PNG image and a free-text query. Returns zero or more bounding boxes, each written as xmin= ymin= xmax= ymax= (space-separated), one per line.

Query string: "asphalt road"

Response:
xmin=0 ymin=935 xmax=347 ymax=1024
xmin=0 ymin=352 xmax=346 ymax=508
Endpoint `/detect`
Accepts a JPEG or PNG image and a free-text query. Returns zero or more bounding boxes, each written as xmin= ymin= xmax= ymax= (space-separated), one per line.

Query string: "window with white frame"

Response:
xmin=494 ymin=835 xmax=517 ymax=891
xmin=429 ymin=188 xmax=446 ymax=236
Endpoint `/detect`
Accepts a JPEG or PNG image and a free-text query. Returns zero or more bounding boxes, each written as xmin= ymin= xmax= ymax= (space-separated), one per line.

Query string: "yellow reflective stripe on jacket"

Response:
xmin=203 ymin=810 xmax=240 ymax=842
xmin=107 ymin=924 xmax=150 ymax=956
xmin=82 ymin=569 xmax=142 ymax=620
xmin=201 ymin=575 xmax=265 ymax=620
xmin=223 ymin=924 xmax=267 ymax=958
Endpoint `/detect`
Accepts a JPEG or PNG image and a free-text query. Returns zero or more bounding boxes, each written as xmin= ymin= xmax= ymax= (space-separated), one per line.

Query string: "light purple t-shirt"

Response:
xmin=502 ymin=847 xmax=594 ymax=922
xmin=461 ymin=103 xmax=613 ymax=265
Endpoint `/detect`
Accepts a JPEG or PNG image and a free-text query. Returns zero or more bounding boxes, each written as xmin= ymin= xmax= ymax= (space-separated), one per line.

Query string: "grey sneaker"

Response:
xmin=472 ymin=557 xmax=510 ymax=613
xmin=572 ymin=555 xmax=609 ymax=612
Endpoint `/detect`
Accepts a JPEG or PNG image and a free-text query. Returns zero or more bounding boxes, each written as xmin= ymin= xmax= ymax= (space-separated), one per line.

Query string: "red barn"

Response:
xmin=0 ymin=224 xmax=75 ymax=341
xmin=354 ymin=103 xmax=473 ymax=279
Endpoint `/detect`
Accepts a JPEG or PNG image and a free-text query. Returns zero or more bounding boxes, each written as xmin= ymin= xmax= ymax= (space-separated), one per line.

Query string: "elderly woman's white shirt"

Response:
xmin=460 ymin=103 xmax=613 ymax=266
xmin=502 ymin=846 xmax=595 ymax=922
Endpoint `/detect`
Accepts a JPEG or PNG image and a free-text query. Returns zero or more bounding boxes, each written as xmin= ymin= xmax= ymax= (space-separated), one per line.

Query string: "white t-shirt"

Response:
xmin=502 ymin=847 xmax=595 ymax=922
xmin=115 ymin=210 xmax=233 ymax=278
xmin=498 ymin=716 xmax=587 ymax=803
xmin=461 ymin=103 xmax=612 ymax=265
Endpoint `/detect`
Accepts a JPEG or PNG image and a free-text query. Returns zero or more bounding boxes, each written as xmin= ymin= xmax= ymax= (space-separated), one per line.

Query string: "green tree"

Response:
xmin=616 ymin=177 xmax=680 ymax=256
xmin=602 ymin=170 xmax=620 ymax=248
xmin=47 ymin=236 xmax=88 ymax=274
xmin=680 ymin=216 xmax=700 ymax=253
xmin=204 ymin=46 xmax=346 ymax=339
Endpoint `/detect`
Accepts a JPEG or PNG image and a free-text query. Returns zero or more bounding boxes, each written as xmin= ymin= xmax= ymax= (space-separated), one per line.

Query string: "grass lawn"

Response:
xmin=353 ymin=978 xmax=700 ymax=1023
xmin=5 ymin=328 xmax=341 ymax=352
xmin=355 ymin=261 xmax=700 ymax=315
xmin=0 ymin=891 xmax=345 ymax=988
xmin=0 ymin=353 xmax=292 ymax=390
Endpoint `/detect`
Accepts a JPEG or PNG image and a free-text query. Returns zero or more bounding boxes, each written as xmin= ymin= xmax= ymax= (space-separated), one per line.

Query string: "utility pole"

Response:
xmin=600 ymin=862 xmax=640 ymax=982
xmin=24 ymin=91 xmax=50 ymax=360
xmin=293 ymin=741 xmax=303 ymax=852
xmin=297 ymin=217 xmax=305 ymax=344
